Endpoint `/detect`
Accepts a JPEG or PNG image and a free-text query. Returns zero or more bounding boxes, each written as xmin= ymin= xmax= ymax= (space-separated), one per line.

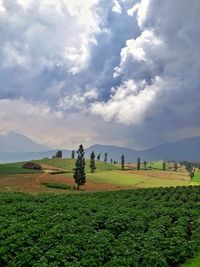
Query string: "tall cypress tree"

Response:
xmin=73 ymin=144 xmax=86 ymax=190
xmin=137 ymin=157 xmax=141 ymax=170
xmin=104 ymin=152 xmax=108 ymax=163
xmin=71 ymin=150 xmax=75 ymax=159
xmin=163 ymin=161 xmax=166 ymax=171
xmin=90 ymin=151 xmax=96 ymax=173
xmin=121 ymin=155 xmax=125 ymax=170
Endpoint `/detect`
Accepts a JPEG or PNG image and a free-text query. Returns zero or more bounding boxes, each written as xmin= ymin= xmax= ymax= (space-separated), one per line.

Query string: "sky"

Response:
xmin=0 ymin=0 xmax=200 ymax=149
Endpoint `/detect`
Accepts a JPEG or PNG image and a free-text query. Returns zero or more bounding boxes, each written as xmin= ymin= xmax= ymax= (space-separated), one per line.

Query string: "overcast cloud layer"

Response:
xmin=0 ymin=0 xmax=200 ymax=149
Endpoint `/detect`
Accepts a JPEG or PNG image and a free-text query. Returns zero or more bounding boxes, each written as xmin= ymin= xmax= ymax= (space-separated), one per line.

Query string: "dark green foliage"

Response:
xmin=143 ymin=160 xmax=147 ymax=169
xmin=137 ymin=157 xmax=140 ymax=170
xmin=174 ymin=162 xmax=178 ymax=171
xmin=163 ymin=161 xmax=166 ymax=171
xmin=1 ymin=186 xmax=200 ymax=266
xmin=42 ymin=182 xmax=71 ymax=190
xmin=73 ymin=144 xmax=86 ymax=189
xmin=104 ymin=153 xmax=108 ymax=163
xmin=90 ymin=151 xmax=96 ymax=173
xmin=71 ymin=150 xmax=75 ymax=159
xmin=190 ymin=172 xmax=195 ymax=179
xmin=53 ymin=150 xmax=62 ymax=158
xmin=121 ymin=155 xmax=125 ymax=170
xmin=97 ymin=153 xmax=101 ymax=161
xmin=110 ymin=159 xmax=113 ymax=164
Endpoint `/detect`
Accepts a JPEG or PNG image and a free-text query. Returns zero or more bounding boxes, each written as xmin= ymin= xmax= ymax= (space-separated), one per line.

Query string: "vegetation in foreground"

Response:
xmin=1 ymin=186 xmax=200 ymax=266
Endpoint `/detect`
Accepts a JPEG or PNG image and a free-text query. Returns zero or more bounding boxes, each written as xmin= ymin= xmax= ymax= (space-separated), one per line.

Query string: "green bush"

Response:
xmin=42 ymin=182 xmax=71 ymax=190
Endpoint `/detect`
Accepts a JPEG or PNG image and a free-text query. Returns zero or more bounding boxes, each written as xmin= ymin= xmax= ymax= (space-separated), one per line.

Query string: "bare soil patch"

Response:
xmin=0 ymin=172 xmax=126 ymax=193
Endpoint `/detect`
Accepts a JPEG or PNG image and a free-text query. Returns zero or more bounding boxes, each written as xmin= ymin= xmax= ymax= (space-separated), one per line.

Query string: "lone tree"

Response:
xmin=90 ymin=151 xmax=96 ymax=173
xmin=71 ymin=150 xmax=75 ymax=159
xmin=163 ymin=161 xmax=166 ymax=171
xmin=55 ymin=150 xmax=62 ymax=158
xmin=110 ymin=159 xmax=113 ymax=164
xmin=143 ymin=160 xmax=147 ymax=169
xmin=121 ymin=155 xmax=125 ymax=170
xmin=174 ymin=162 xmax=178 ymax=171
xmin=73 ymin=144 xmax=86 ymax=190
xmin=104 ymin=152 xmax=108 ymax=163
xmin=97 ymin=153 xmax=101 ymax=161
xmin=137 ymin=157 xmax=141 ymax=170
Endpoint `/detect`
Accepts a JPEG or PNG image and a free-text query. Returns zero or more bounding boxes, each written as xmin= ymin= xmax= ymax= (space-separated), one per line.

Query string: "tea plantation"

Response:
xmin=1 ymin=186 xmax=200 ymax=266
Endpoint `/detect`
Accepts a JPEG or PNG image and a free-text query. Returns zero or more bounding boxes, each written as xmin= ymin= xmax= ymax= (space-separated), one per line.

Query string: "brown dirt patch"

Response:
xmin=0 ymin=172 xmax=126 ymax=193
xmin=40 ymin=164 xmax=65 ymax=171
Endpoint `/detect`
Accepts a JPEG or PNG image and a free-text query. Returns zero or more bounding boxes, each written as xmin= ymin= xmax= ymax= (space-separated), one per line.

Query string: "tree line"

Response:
xmin=69 ymin=145 xmax=198 ymax=189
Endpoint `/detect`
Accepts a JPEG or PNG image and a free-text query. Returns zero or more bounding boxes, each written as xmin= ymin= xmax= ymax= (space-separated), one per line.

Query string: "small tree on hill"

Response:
xmin=73 ymin=144 xmax=86 ymax=190
xmin=163 ymin=161 xmax=166 ymax=171
xmin=121 ymin=155 xmax=125 ymax=170
xmin=110 ymin=159 xmax=113 ymax=164
xmin=143 ymin=160 xmax=147 ymax=169
xmin=90 ymin=151 xmax=96 ymax=173
xmin=137 ymin=157 xmax=141 ymax=170
xmin=55 ymin=150 xmax=62 ymax=158
xmin=97 ymin=153 xmax=101 ymax=161
xmin=71 ymin=150 xmax=75 ymax=159
xmin=104 ymin=153 xmax=108 ymax=163
xmin=174 ymin=162 xmax=178 ymax=171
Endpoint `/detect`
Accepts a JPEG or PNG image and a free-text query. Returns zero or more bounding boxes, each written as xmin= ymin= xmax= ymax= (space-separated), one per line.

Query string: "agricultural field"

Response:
xmin=1 ymin=186 xmax=200 ymax=266
xmin=0 ymin=159 xmax=196 ymax=193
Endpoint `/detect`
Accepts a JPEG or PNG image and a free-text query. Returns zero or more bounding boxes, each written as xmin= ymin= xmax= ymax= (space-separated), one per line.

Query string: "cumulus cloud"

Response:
xmin=91 ymin=78 xmax=159 ymax=124
xmin=59 ymin=87 xmax=98 ymax=112
xmin=90 ymin=0 xmax=200 ymax=145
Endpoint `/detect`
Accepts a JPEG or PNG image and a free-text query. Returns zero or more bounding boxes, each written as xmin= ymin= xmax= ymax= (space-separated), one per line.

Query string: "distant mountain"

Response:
xmin=0 ymin=132 xmax=71 ymax=163
xmin=86 ymin=137 xmax=200 ymax=162
xmin=141 ymin=136 xmax=200 ymax=162
xmin=0 ymin=132 xmax=200 ymax=163
xmin=0 ymin=132 xmax=48 ymax=152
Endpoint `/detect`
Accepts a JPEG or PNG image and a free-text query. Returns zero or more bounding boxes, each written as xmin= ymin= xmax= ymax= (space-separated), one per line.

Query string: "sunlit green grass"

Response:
xmin=192 ymin=172 xmax=200 ymax=183
xmin=0 ymin=158 xmax=120 ymax=175
xmin=86 ymin=171 xmax=142 ymax=186
xmin=182 ymin=251 xmax=200 ymax=266
xmin=35 ymin=158 xmax=120 ymax=172
xmin=70 ymin=170 xmax=189 ymax=188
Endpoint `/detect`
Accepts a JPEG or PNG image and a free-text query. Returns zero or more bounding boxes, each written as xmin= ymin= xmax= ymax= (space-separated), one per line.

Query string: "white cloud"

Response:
xmin=59 ymin=87 xmax=98 ymax=111
xmin=0 ymin=0 xmax=100 ymax=75
xmin=91 ymin=78 xmax=160 ymax=124
xmin=112 ymin=0 xmax=122 ymax=14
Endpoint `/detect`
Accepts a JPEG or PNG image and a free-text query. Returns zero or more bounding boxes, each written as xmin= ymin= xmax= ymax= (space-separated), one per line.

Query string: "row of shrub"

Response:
xmin=1 ymin=186 xmax=200 ymax=266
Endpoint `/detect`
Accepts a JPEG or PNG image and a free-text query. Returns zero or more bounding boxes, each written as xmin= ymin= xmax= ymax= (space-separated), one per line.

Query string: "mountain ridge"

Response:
xmin=0 ymin=132 xmax=199 ymax=163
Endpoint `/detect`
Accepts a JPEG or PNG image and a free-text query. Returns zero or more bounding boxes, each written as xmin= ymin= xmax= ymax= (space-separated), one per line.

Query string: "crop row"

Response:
xmin=1 ymin=186 xmax=200 ymax=266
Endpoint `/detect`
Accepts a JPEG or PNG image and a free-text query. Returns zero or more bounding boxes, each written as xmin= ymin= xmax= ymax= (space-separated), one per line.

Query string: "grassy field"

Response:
xmin=0 ymin=162 xmax=42 ymax=174
xmin=35 ymin=158 xmax=120 ymax=172
xmin=182 ymin=252 xmax=200 ymax=267
xmin=85 ymin=170 xmax=189 ymax=188
xmin=192 ymin=172 xmax=200 ymax=183
xmin=0 ymin=158 xmax=197 ymax=193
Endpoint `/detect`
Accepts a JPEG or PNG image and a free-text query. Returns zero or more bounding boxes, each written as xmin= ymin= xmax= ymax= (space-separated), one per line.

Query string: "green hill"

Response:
xmin=0 ymin=158 xmax=120 ymax=175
